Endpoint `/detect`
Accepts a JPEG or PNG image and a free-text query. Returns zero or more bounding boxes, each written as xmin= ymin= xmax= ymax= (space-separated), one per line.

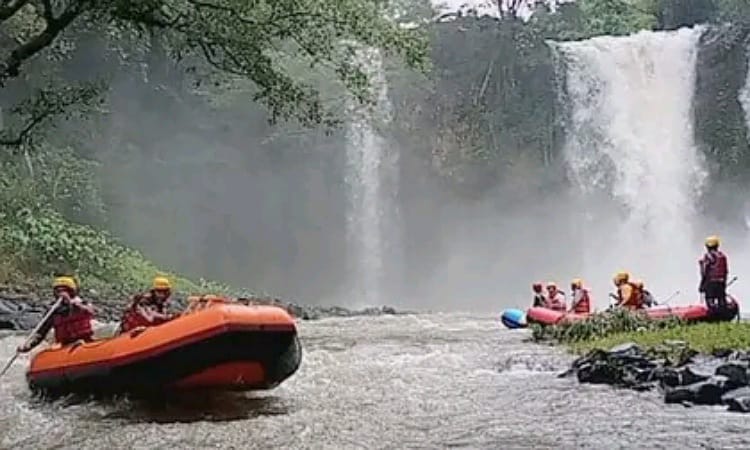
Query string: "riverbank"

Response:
xmin=533 ymin=309 xmax=750 ymax=412
xmin=0 ymin=281 xmax=406 ymax=331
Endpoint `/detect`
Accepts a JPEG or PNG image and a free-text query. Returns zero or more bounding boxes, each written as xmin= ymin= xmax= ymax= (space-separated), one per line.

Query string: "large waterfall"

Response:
xmin=553 ymin=27 xmax=707 ymax=304
xmin=345 ymin=47 xmax=400 ymax=307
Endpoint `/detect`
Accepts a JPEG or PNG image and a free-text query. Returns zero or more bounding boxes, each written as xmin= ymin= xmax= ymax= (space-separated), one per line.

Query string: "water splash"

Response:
xmin=345 ymin=47 xmax=399 ymax=307
xmin=552 ymin=27 xmax=707 ymax=304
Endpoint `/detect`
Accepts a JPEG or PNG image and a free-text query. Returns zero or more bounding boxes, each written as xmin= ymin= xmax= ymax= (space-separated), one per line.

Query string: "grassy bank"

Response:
xmin=0 ymin=205 xmax=240 ymax=301
xmin=531 ymin=308 xmax=750 ymax=355
xmin=568 ymin=322 xmax=750 ymax=354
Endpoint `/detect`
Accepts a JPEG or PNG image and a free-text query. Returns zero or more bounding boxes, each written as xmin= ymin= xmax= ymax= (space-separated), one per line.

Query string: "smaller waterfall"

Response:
xmin=345 ymin=47 xmax=399 ymax=306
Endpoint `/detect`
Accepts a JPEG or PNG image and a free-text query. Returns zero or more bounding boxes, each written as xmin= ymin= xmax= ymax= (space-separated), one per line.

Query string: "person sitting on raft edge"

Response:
xmin=612 ymin=271 xmax=645 ymax=310
xmin=633 ymin=279 xmax=656 ymax=307
xmin=568 ymin=278 xmax=591 ymax=314
xmin=699 ymin=235 xmax=729 ymax=312
xmin=119 ymin=276 xmax=176 ymax=333
xmin=531 ymin=282 xmax=546 ymax=307
xmin=17 ymin=276 xmax=96 ymax=353
xmin=544 ymin=282 xmax=566 ymax=311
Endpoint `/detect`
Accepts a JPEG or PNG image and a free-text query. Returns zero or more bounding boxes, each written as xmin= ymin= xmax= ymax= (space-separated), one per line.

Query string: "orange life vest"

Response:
xmin=52 ymin=305 xmax=93 ymax=345
xmin=573 ymin=289 xmax=591 ymax=314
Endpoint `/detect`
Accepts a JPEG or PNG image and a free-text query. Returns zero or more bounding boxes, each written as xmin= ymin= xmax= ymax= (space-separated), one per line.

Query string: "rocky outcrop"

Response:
xmin=0 ymin=286 xmax=408 ymax=332
xmin=560 ymin=342 xmax=750 ymax=413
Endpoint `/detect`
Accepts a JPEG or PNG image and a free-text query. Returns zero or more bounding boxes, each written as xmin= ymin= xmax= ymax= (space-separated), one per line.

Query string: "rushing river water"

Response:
xmin=0 ymin=314 xmax=749 ymax=449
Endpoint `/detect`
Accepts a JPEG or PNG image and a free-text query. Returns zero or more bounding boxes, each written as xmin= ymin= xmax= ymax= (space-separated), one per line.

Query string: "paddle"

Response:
xmin=0 ymin=296 xmax=64 ymax=377
xmin=658 ymin=290 xmax=680 ymax=306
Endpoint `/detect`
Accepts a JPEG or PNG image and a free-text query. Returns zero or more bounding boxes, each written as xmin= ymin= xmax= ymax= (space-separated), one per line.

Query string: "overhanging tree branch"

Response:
xmin=0 ymin=0 xmax=85 ymax=85
xmin=0 ymin=0 xmax=29 ymax=22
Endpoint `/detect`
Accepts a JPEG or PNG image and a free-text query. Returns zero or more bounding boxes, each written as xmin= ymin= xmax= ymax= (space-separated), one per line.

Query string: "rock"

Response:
xmin=664 ymin=376 xmax=729 ymax=406
xmin=722 ymin=386 xmax=750 ymax=413
xmin=716 ymin=361 xmax=750 ymax=388
xmin=563 ymin=341 xmax=750 ymax=413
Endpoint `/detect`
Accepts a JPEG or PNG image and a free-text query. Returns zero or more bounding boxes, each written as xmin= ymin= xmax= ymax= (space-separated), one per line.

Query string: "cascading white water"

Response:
xmin=552 ymin=27 xmax=708 ymax=304
xmin=739 ymin=45 xmax=750 ymax=145
xmin=345 ymin=47 xmax=398 ymax=306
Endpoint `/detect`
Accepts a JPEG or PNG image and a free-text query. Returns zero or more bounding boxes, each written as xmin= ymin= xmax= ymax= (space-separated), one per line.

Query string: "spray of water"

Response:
xmin=552 ymin=27 xmax=708 ymax=306
xmin=345 ymin=47 xmax=399 ymax=307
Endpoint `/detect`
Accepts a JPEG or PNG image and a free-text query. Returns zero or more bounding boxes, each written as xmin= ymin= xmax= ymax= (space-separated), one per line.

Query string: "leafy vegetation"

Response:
xmin=1 ymin=0 xmax=750 ymax=300
xmin=568 ymin=321 xmax=750 ymax=354
xmin=531 ymin=308 xmax=685 ymax=344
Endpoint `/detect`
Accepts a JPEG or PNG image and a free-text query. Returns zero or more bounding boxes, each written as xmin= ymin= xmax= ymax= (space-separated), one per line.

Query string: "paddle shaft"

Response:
xmin=0 ymin=297 xmax=64 ymax=377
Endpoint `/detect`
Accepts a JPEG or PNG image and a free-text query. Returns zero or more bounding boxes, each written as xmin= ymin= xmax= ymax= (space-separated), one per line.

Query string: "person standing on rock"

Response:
xmin=544 ymin=282 xmax=566 ymax=311
xmin=531 ymin=283 xmax=546 ymax=307
xmin=118 ymin=276 xmax=175 ymax=333
xmin=17 ymin=276 xmax=96 ymax=353
xmin=699 ymin=235 xmax=729 ymax=312
xmin=568 ymin=279 xmax=591 ymax=314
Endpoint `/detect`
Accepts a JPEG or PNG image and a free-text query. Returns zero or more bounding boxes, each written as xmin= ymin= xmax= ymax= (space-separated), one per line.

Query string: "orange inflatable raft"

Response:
xmin=526 ymin=296 xmax=740 ymax=326
xmin=26 ymin=296 xmax=302 ymax=397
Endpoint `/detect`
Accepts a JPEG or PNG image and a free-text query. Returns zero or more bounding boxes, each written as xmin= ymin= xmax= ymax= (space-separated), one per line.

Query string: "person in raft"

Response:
xmin=17 ymin=276 xmax=96 ymax=353
xmin=699 ymin=235 xmax=729 ymax=311
xmin=612 ymin=271 xmax=644 ymax=310
xmin=531 ymin=282 xmax=546 ymax=307
xmin=544 ymin=282 xmax=566 ymax=311
xmin=119 ymin=276 xmax=175 ymax=333
xmin=568 ymin=278 xmax=591 ymax=314
xmin=633 ymin=279 xmax=656 ymax=307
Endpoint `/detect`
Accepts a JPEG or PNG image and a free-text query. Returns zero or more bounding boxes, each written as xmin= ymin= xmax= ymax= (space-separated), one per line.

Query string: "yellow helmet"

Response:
xmin=152 ymin=276 xmax=171 ymax=290
xmin=633 ymin=279 xmax=644 ymax=289
xmin=705 ymin=235 xmax=720 ymax=248
xmin=613 ymin=271 xmax=630 ymax=284
xmin=53 ymin=276 xmax=77 ymax=291
xmin=546 ymin=281 xmax=557 ymax=290
xmin=571 ymin=278 xmax=583 ymax=289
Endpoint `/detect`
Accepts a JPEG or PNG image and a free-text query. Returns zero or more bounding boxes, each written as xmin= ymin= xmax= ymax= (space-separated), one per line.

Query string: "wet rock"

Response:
xmin=716 ymin=361 xmax=750 ymax=388
xmin=664 ymin=376 xmax=729 ymax=406
xmin=563 ymin=341 xmax=750 ymax=413
xmin=722 ymin=386 xmax=750 ymax=413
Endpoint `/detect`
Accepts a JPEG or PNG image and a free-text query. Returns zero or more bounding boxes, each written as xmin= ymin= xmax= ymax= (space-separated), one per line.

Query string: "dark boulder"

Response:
xmin=562 ymin=341 xmax=750 ymax=413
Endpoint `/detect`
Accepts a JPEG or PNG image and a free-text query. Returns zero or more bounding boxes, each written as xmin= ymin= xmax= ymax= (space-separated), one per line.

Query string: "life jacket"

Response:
xmin=532 ymin=293 xmax=546 ymax=307
xmin=52 ymin=301 xmax=93 ymax=345
xmin=545 ymin=292 xmax=566 ymax=312
xmin=120 ymin=292 xmax=169 ymax=333
xmin=701 ymin=250 xmax=728 ymax=282
xmin=572 ymin=288 xmax=591 ymax=314
xmin=619 ymin=282 xmax=644 ymax=310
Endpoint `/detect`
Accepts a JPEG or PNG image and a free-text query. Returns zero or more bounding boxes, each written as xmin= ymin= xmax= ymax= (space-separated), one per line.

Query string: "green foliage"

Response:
xmin=569 ymin=321 xmax=750 ymax=354
xmin=0 ymin=0 xmax=430 ymax=143
xmin=0 ymin=204 xmax=234 ymax=297
xmin=531 ymin=308 xmax=684 ymax=343
xmin=577 ymin=0 xmax=659 ymax=37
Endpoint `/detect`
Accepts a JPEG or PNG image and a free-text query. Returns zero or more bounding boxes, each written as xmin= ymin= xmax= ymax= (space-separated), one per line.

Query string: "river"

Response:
xmin=0 ymin=314 xmax=749 ymax=449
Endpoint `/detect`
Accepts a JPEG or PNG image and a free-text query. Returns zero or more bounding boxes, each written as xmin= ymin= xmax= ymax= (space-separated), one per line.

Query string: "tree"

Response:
xmin=0 ymin=0 xmax=429 ymax=146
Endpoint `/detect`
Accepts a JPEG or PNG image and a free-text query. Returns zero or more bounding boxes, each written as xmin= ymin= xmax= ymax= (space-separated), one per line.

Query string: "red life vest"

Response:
xmin=119 ymin=293 xmax=170 ymax=333
xmin=701 ymin=250 xmax=728 ymax=282
xmin=545 ymin=292 xmax=566 ymax=311
xmin=573 ymin=289 xmax=591 ymax=314
xmin=52 ymin=305 xmax=93 ymax=345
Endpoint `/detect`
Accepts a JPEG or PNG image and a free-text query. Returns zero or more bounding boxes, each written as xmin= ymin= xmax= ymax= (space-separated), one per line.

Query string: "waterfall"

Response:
xmin=552 ymin=27 xmax=707 ymax=304
xmin=345 ymin=47 xmax=399 ymax=306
